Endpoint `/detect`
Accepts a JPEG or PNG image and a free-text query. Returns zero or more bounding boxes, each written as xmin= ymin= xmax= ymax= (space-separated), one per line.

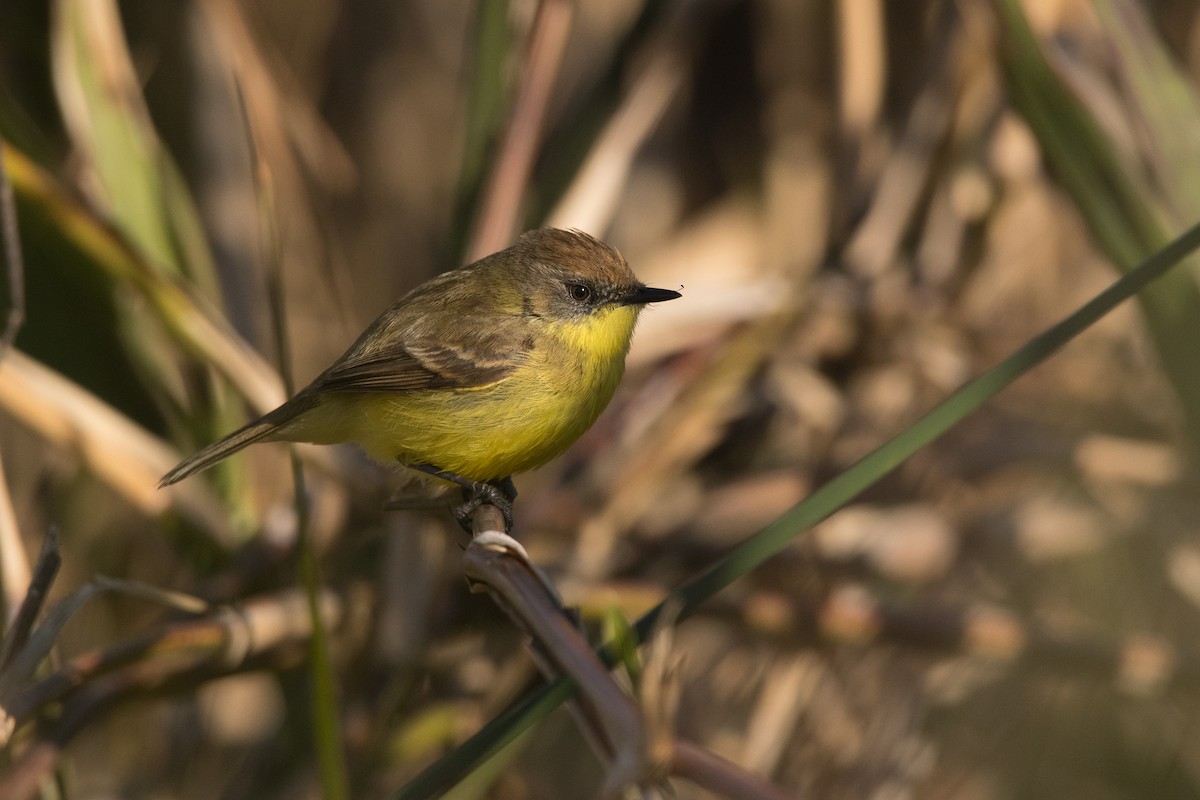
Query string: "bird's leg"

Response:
xmin=410 ymin=464 xmax=517 ymax=533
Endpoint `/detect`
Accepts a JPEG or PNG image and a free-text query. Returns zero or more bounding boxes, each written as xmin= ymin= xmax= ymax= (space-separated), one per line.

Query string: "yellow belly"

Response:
xmin=290 ymin=349 xmax=626 ymax=481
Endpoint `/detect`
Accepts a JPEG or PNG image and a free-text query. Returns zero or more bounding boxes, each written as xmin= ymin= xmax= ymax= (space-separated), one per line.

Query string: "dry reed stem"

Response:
xmin=468 ymin=0 xmax=574 ymax=260
xmin=547 ymin=3 xmax=699 ymax=233
xmin=0 ymin=585 xmax=345 ymax=797
xmin=0 ymin=349 xmax=236 ymax=546
xmin=0 ymin=458 xmax=28 ymax=629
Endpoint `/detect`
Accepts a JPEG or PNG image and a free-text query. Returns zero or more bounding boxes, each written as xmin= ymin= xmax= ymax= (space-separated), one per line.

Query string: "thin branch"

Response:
xmin=671 ymin=740 xmax=802 ymax=800
xmin=0 ymin=529 xmax=59 ymax=674
xmin=464 ymin=511 xmax=652 ymax=796
xmin=2 ymin=649 xmax=306 ymax=800
xmin=0 ymin=586 xmax=345 ymax=757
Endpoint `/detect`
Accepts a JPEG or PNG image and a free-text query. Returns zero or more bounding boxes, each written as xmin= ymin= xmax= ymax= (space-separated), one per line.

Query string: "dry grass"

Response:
xmin=2 ymin=0 xmax=1200 ymax=798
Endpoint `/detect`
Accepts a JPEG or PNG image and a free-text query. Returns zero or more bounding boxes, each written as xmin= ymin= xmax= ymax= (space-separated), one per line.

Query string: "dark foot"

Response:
xmin=411 ymin=464 xmax=517 ymax=533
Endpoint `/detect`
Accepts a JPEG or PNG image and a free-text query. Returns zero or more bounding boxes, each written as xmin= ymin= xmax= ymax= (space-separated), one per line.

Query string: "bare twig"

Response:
xmin=90 ymin=576 xmax=210 ymax=615
xmin=3 ymin=613 xmax=219 ymax=727
xmin=0 ymin=529 xmax=59 ymax=674
xmin=2 ymin=644 xmax=308 ymax=800
xmin=0 ymin=582 xmax=345 ymax=758
xmin=0 ymin=530 xmax=59 ymax=747
xmin=672 ymin=739 xmax=802 ymax=800
xmin=467 ymin=0 xmax=573 ymax=260
xmin=464 ymin=515 xmax=652 ymax=797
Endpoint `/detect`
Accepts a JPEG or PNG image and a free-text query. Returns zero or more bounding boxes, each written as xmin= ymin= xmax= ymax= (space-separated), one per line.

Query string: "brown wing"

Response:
xmin=313 ymin=338 xmax=517 ymax=393
xmin=305 ymin=266 xmax=528 ymax=394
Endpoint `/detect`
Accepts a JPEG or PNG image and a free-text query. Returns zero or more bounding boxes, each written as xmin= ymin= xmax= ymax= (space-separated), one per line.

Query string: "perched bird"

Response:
xmin=159 ymin=228 xmax=680 ymax=528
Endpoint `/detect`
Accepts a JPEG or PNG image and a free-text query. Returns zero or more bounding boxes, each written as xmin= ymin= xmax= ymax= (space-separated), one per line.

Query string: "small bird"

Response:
xmin=159 ymin=228 xmax=680 ymax=529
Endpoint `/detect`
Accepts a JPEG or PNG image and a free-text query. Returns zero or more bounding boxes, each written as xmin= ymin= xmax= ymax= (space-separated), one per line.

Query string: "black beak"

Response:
xmin=618 ymin=284 xmax=682 ymax=306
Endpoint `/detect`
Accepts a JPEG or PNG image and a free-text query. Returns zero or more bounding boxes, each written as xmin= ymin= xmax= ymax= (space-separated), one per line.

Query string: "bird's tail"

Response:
xmin=159 ymin=413 xmax=284 ymax=487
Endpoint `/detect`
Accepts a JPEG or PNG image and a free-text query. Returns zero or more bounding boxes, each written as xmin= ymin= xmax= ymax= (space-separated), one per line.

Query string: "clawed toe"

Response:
xmin=452 ymin=482 xmax=514 ymax=533
xmin=408 ymin=462 xmax=516 ymax=532
xmin=409 ymin=464 xmax=517 ymax=532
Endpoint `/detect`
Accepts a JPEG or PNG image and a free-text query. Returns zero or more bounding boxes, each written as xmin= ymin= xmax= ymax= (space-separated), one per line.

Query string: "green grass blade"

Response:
xmin=394 ymin=219 xmax=1200 ymax=798
xmin=603 ymin=607 xmax=642 ymax=690
xmin=293 ymin=456 xmax=350 ymax=800
xmin=438 ymin=726 xmax=536 ymax=800
xmin=3 ymin=147 xmax=284 ymax=416
xmin=51 ymin=0 xmax=218 ymax=291
xmin=392 ymin=679 xmax=575 ymax=800
xmin=451 ymin=0 xmax=513 ymax=260
xmin=1092 ymin=0 xmax=1200 ymax=225
xmin=994 ymin=0 xmax=1200 ymax=454
xmin=49 ymin=0 xmax=256 ymax=509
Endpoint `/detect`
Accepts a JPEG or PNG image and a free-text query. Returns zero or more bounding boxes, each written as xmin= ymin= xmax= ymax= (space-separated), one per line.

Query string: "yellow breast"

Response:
xmin=297 ymin=304 xmax=642 ymax=481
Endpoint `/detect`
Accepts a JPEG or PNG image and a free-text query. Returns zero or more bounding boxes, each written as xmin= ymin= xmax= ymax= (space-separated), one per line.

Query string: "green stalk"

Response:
xmin=258 ymin=155 xmax=349 ymax=799
xmin=292 ymin=456 xmax=349 ymax=800
xmin=450 ymin=0 xmax=513 ymax=262
xmin=994 ymin=0 xmax=1200 ymax=455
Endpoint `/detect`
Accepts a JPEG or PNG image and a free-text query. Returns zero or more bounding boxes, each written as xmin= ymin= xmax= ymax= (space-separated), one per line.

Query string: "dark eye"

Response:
xmin=567 ymin=283 xmax=592 ymax=302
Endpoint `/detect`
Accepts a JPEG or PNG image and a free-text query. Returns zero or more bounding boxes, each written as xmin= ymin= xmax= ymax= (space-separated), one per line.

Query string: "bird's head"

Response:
xmin=499 ymin=228 xmax=679 ymax=358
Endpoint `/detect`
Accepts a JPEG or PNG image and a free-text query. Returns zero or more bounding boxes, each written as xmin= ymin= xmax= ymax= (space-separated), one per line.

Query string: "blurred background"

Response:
xmin=3 ymin=0 xmax=1200 ymax=797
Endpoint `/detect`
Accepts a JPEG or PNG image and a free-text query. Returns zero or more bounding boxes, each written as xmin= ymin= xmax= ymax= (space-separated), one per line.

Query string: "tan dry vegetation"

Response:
xmin=2 ymin=0 xmax=1200 ymax=798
